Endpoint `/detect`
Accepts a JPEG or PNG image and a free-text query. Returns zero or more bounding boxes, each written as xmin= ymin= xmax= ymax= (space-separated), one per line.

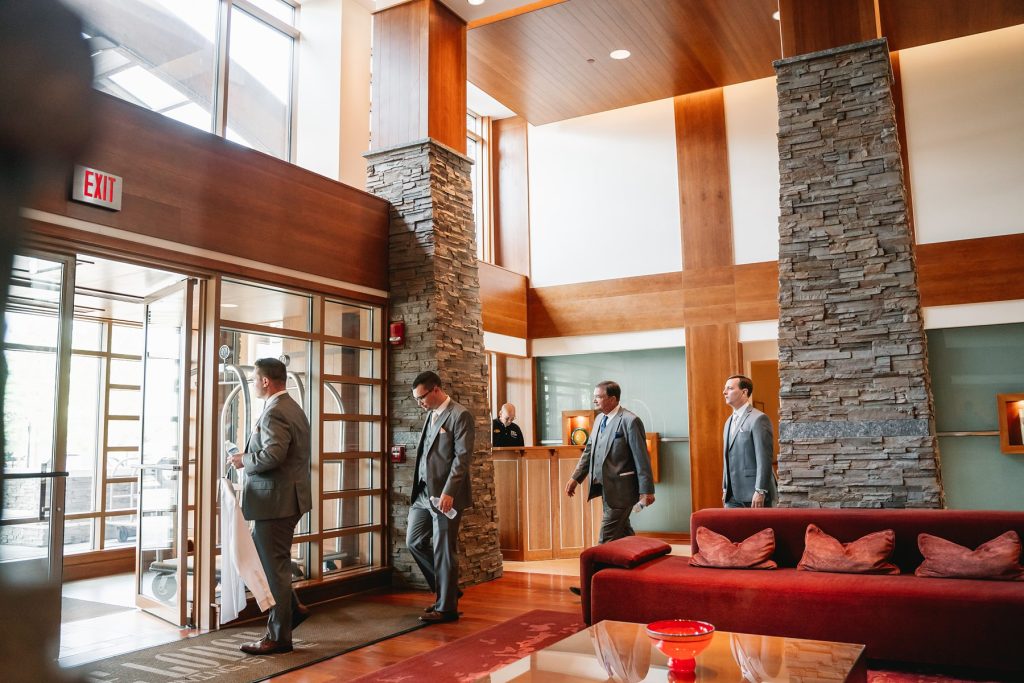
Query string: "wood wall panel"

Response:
xmin=372 ymin=0 xmax=465 ymax=153
xmin=681 ymin=266 xmax=736 ymax=326
xmin=491 ymin=116 xmax=531 ymax=276
xmin=734 ymin=261 xmax=780 ymax=322
xmin=371 ymin=0 xmax=428 ymax=151
xmin=528 ymin=273 xmax=685 ymax=339
xmin=779 ymin=0 xmax=879 ymax=58
xmin=525 ymin=458 xmax=553 ymax=558
xmin=675 ymin=89 xmax=735 ymax=271
xmin=505 ymin=355 xmax=535 ymax=445
xmin=685 ymin=324 xmax=741 ymax=513
xmin=494 ymin=459 xmax=521 ymax=554
xmin=479 ymin=261 xmax=528 ymax=337
xmin=427 ymin=0 xmax=467 ymax=153
xmin=917 ymin=233 xmax=1024 ymax=307
xmin=878 ymin=0 xmax=1024 ymax=51
xmin=29 ymin=93 xmax=390 ymax=293
xmin=556 ymin=457 xmax=586 ymax=554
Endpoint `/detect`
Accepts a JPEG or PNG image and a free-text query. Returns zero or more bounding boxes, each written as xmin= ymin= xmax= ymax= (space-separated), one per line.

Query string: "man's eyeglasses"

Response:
xmin=413 ymin=387 xmax=433 ymax=403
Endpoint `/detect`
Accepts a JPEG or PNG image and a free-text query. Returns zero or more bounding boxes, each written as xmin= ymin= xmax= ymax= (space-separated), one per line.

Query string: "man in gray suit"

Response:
xmin=227 ymin=358 xmax=312 ymax=654
xmin=722 ymin=374 xmax=777 ymax=508
xmin=407 ymin=371 xmax=473 ymax=624
xmin=565 ymin=381 xmax=656 ymax=543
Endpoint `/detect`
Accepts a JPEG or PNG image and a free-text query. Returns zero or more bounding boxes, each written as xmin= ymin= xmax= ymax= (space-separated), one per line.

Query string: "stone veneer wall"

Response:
xmin=774 ymin=39 xmax=943 ymax=508
xmin=365 ymin=138 xmax=503 ymax=587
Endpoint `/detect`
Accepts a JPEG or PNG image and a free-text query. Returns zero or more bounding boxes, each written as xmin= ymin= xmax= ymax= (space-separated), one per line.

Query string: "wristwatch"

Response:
xmin=754 ymin=488 xmax=767 ymax=495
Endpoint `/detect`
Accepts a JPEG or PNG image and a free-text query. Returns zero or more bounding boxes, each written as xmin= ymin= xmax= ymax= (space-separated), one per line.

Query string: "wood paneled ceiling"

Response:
xmin=467 ymin=0 xmax=1024 ymax=126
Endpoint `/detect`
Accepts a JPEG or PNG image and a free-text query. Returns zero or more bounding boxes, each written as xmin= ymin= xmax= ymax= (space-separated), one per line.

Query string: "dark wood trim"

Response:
xmin=479 ymin=261 xmax=528 ymax=338
xmin=917 ymin=233 xmax=1024 ymax=307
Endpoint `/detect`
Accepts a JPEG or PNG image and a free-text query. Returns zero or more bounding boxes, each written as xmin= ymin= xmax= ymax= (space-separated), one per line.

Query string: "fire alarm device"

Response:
xmin=389 ymin=321 xmax=405 ymax=346
xmin=390 ymin=445 xmax=406 ymax=463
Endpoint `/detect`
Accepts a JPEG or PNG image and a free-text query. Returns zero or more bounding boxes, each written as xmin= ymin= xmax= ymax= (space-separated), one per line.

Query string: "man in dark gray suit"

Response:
xmin=407 ymin=371 xmax=473 ymax=624
xmin=565 ymin=381 xmax=656 ymax=543
xmin=722 ymin=374 xmax=777 ymax=508
xmin=227 ymin=358 xmax=312 ymax=654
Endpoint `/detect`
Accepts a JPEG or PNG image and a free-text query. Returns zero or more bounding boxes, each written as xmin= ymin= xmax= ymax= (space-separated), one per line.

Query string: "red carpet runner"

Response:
xmin=349 ymin=609 xmax=1002 ymax=683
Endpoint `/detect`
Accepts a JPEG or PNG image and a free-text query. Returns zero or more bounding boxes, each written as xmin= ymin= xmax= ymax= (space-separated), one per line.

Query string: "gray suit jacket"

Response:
xmin=722 ymin=406 xmax=778 ymax=505
xmin=571 ymin=407 xmax=654 ymax=508
xmin=241 ymin=393 xmax=313 ymax=521
xmin=414 ymin=399 xmax=474 ymax=510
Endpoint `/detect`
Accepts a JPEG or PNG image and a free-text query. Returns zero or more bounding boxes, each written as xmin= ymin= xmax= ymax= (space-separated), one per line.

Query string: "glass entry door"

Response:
xmin=134 ymin=279 xmax=196 ymax=625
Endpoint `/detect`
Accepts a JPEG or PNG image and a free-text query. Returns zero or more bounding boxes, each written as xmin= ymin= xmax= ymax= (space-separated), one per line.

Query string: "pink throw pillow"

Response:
xmin=689 ymin=527 xmax=777 ymax=569
xmin=916 ymin=531 xmax=1024 ymax=580
xmin=797 ymin=524 xmax=899 ymax=574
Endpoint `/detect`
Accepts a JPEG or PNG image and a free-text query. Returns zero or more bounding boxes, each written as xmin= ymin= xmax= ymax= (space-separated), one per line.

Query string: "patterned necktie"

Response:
xmin=599 ymin=414 xmax=608 ymax=436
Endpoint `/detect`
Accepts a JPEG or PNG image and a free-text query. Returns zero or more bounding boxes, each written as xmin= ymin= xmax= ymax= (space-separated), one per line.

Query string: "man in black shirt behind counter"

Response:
xmin=492 ymin=403 xmax=525 ymax=447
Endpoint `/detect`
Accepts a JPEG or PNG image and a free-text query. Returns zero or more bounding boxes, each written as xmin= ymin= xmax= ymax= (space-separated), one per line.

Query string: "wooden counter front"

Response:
xmin=493 ymin=446 xmax=603 ymax=561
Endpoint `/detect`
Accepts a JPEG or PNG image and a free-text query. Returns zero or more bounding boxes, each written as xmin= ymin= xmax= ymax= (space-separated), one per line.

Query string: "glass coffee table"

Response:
xmin=479 ymin=620 xmax=866 ymax=682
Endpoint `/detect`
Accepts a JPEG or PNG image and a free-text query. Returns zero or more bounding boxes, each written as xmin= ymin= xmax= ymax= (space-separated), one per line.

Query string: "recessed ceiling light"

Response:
xmin=772 ymin=10 xmax=780 ymax=21
xmin=468 ymin=0 xmax=485 ymax=6
xmin=609 ymin=49 xmax=631 ymax=60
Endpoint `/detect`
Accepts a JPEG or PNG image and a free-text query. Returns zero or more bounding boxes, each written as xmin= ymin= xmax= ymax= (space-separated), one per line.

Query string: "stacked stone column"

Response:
xmin=774 ymin=39 xmax=943 ymax=507
xmin=366 ymin=138 xmax=503 ymax=587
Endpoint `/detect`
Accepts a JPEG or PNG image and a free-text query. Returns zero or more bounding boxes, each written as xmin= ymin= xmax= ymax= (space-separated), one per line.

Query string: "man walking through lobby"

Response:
xmin=227 ymin=358 xmax=312 ymax=654
xmin=407 ymin=371 xmax=473 ymax=623
xmin=564 ymin=381 xmax=655 ymax=594
xmin=722 ymin=374 xmax=777 ymax=508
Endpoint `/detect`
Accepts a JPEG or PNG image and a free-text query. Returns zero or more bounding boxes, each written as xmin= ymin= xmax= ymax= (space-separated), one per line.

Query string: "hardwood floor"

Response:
xmin=270 ymin=571 xmax=582 ymax=681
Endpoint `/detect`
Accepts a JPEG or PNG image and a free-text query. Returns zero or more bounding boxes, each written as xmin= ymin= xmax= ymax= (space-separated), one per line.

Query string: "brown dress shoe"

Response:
xmin=419 ymin=610 xmax=459 ymax=624
xmin=423 ymin=604 xmax=438 ymax=613
xmin=240 ymin=637 xmax=293 ymax=655
xmin=292 ymin=604 xmax=311 ymax=629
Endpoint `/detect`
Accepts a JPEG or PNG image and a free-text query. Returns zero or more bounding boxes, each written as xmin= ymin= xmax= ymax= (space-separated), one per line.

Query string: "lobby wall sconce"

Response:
xmin=996 ymin=393 xmax=1024 ymax=454
xmin=389 ymin=321 xmax=405 ymax=346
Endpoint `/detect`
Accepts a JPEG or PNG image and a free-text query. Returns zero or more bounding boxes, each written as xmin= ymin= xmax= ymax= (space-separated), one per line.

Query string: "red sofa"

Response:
xmin=580 ymin=508 xmax=1024 ymax=674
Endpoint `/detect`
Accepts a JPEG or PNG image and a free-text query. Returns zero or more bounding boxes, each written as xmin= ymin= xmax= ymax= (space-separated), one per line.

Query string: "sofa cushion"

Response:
xmin=916 ymin=530 xmax=1024 ymax=580
xmin=689 ymin=526 xmax=776 ymax=569
xmin=797 ymin=523 xmax=899 ymax=574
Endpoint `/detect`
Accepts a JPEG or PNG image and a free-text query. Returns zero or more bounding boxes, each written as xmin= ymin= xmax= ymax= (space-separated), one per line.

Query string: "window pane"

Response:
xmin=68 ymin=0 xmax=218 ymax=134
xmin=111 ymin=324 xmax=143 ymax=356
xmin=323 ymin=459 xmax=377 ymax=492
xmin=72 ymin=319 xmax=104 ymax=352
xmin=322 ymin=532 xmax=375 ymax=575
xmin=245 ymin=0 xmax=295 ymax=25
xmin=106 ymin=513 xmax=139 ymax=547
xmin=109 ymin=388 xmax=141 ymax=416
xmin=221 ymin=280 xmax=310 ymax=332
xmin=108 ymin=420 xmax=141 ymax=449
xmin=324 ymin=344 xmax=379 ymax=379
xmin=108 ymin=451 xmax=141 ymax=478
xmin=322 ymin=495 xmax=378 ymax=531
xmin=323 ymin=383 xmax=379 ymax=415
xmin=323 ymin=420 xmax=379 ymax=454
xmin=107 ymin=482 xmax=140 ymax=513
xmin=67 ymin=355 xmax=102 ymax=502
xmin=324 ymin=301 xmax=379 ymax=342
xmin=110 ymin=358 xmax=142 ymax=386
xmin=226 ymin=9 xmax=293 ymax=159
xmin=64 ymin=518 xmax=94 ymax=554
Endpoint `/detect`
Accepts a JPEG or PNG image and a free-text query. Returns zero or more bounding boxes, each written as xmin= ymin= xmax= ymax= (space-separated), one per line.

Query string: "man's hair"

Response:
xmin=596 ymin=380 xmax=621 ymax=400
xmin=413 ymin=370 xmax=442 ymax=391
xmin=254 ymin=357 xmax=288 ymax=383
xmin=728 ymin=374 xmax=754 ymax=397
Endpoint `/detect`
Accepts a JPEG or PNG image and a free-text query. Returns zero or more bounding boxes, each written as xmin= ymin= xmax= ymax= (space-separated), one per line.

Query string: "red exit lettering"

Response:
xmin=83 ymin=170 xmax=117 ymax=203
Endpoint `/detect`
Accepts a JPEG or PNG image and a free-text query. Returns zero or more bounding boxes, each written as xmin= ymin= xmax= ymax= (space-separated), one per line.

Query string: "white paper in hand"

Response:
xmin=429 ymin=496 xmax=458 ymax=519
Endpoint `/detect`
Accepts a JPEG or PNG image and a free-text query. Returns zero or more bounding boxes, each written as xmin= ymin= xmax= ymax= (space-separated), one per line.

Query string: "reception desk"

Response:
xmin=492 ymin=446 xmax=604 ymax=561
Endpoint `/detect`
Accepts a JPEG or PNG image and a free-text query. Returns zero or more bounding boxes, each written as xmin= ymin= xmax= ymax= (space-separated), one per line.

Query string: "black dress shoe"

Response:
xmin=423 ymin=604 xmax=438 ymax=613
xmin=419 ymin=610 xmax=459 ymax=624
xmin=240 ymin=637 xmax=293 ymax=655
xmin=292 ymin=604 xmax=311 ymax=629
xmin=569 ymin=586 xmax=581 ymax=596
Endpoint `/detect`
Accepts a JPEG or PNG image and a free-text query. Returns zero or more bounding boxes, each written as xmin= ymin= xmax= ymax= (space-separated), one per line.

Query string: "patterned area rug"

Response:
xmin=65 ymin=595 xmax=427 ymax=683
xmin=349 ymin=609 xmax=585 ymax=683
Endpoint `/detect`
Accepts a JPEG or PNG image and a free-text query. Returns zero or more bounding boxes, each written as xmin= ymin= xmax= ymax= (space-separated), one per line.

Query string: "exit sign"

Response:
xmin=72 ymin=165 xmax=122 ymax=211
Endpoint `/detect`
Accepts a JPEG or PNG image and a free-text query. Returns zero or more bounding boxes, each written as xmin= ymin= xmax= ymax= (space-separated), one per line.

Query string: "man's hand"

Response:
xmin=751 ymin=491 xmax=766 ymax=508
xmin=564 ymin=479 xmax=578 ymax=497
xmin=437 ymin=493 xmax=454 ymax=514
xmin=640 ymin=493 xmax=655 ymax=507
xmin=227 ymin=453 xmax=244 ymax=470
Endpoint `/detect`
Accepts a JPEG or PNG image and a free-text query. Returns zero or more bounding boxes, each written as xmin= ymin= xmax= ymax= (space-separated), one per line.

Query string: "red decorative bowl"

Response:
xmin=646 ymin=619 xmax=715 ymax=673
